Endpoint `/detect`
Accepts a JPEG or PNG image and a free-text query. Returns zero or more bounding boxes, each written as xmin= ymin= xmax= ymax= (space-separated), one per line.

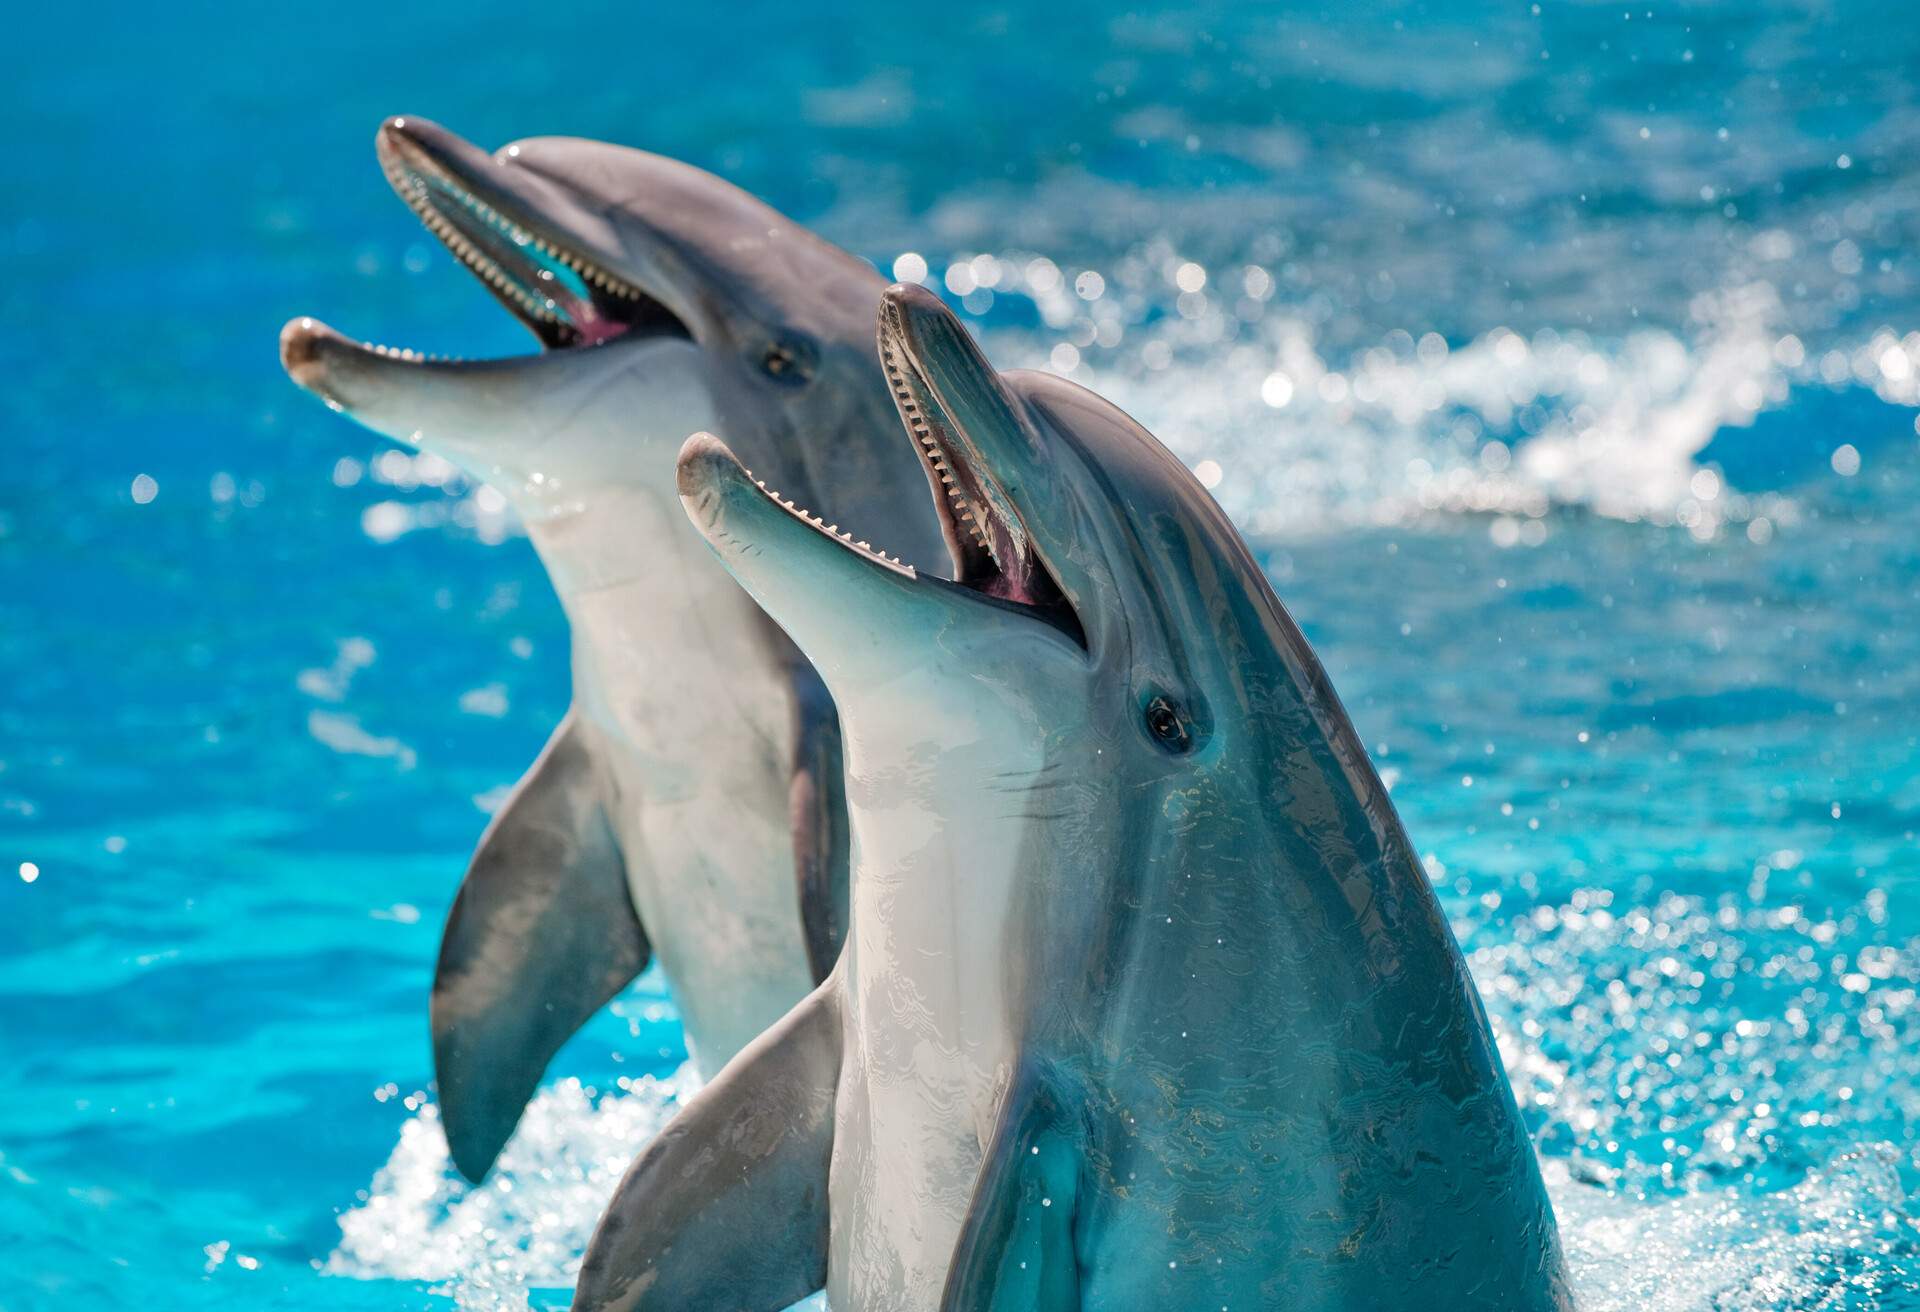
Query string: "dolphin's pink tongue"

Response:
xmin=544 ymin=281 xmax=631 ymax=346
xmin=572 ymin=311 xmax=631 ymax=346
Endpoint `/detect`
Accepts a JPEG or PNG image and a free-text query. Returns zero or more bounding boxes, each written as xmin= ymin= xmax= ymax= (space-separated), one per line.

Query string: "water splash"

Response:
xmin=1551 ymin=1148 xmax=1919 ymax=1310
xmin=342 ymin=255 xmax=1920 ymax=552
xmin=951 ymin=257 xmax=1919 ymax=541
xmin=329 ymin=1072 xmax=1916 ymax=1311
xmin=327 ymin=1071 xmax=698 ymax=1293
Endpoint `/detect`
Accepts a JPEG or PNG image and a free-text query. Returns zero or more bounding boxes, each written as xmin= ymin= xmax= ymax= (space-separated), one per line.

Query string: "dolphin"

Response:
xmin=571 ymin=284 xmax=1574 ymax=1311
xmin=278 ymin=118 xmax=945 ymax=1182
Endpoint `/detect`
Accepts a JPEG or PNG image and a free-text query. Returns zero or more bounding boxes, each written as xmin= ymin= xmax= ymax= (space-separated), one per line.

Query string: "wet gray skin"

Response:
xmin=278 ymin=118 xmax=945 ymax=1182
xmin=571 ymin=284 xmax=1574 ymax=1311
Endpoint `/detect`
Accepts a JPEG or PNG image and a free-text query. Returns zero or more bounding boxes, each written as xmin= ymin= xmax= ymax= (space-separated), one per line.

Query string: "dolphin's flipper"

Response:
xmin=941 ymin=1068 xmax=1083 ymax=1312
xmin=789 ymin=663 xmax=850 ymax=980
xmin=573 ymin=979 xmax=842 ymax=1312
xmin=432 ymin=709 xmax=648 ymax=1182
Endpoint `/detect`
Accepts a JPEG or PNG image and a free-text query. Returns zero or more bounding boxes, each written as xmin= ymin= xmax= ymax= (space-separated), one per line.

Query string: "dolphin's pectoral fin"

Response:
xmin=941 ymin=1066 xmax=1084 ymax=1312
xmin=432 ymin=709 xmax=648 ymax=1183
xmin=573 ymin=978 xmax=842 ymax=1312
xmin=789 ymin=663 xmax=850 ymax=980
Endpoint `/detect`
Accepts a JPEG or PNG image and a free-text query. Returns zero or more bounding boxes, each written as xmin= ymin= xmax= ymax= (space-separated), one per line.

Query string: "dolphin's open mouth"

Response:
xmin=373 ymin=118 xmax=686 ymax=351
xmin=880 ymin=303 xmax=1024 ymax=600
xmin=282 ymin=117 xmax=690 ymax=391
xmin=876 ymin=290 xmax=1078 ymax=635
xmin=711 ymin=286 xmax=1084 ymax=646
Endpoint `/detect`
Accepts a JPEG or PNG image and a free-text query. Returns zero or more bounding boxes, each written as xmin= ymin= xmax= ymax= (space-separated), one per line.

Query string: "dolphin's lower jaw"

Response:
xmin=678 ymin=433 xmax=916 ymax=574
xmin=277 ymin=316 xmax=442 ymax=412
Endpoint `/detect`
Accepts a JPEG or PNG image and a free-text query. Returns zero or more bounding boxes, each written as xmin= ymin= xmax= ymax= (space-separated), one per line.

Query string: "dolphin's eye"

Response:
xmin=760 ymin=337 xmax=816 ymax=385
xmin=1143 ymin=695 xmax=1194 ymax=753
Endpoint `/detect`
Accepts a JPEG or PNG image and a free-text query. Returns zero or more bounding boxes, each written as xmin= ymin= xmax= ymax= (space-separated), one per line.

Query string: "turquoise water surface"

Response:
xmin=4 ymin=2 xmax=1918 ymax=1307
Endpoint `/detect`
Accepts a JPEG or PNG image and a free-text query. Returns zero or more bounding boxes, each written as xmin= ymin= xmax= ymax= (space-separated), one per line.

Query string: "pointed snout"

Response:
xmin=278 ymin=316 xmax=361 ymax=408
xmin=375 ymin=114 xmax=497 ymax=185
xmin=279 ymin=314 xmax=476 ymax=425
xmin=675 ymin=431 xmax=741 ymax=534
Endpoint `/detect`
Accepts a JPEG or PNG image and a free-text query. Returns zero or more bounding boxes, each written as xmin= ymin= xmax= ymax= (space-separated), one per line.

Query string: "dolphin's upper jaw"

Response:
xmin=879 ymin=312 xmax=1002 ymax=591
xmin=374 ymin=116 xmax=689 ymax=351
xmin=877 ymin=290 xmax=1075 ymax=624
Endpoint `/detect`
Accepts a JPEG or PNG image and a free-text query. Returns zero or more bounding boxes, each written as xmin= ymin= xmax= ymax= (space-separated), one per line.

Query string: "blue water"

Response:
xmin=5 ymin=2 xmax=1919 ymax=1307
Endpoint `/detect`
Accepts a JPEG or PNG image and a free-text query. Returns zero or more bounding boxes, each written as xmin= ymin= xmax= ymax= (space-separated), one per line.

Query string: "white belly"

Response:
xmin=826 ymin=738 xmax=1032 ymax=1309
xmin=534 ymin=494 xmax=817 ymax=1073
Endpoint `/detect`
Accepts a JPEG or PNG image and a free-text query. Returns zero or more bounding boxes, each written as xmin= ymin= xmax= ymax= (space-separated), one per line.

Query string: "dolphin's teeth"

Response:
xmin=736 ymin=425 xmax=919 ymax=577
xmin=387 ymin=161 xmax=569 ymax=330
xmin=883 ymin=348 xmax=997 ymax=556
xmin=393 ymin=151 xmax=639 ymax=323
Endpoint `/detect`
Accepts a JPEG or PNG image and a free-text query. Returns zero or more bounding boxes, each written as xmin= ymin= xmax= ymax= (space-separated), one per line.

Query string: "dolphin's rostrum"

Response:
xmin=279 ymin=118 xmax=944 ymax=1181
xmin=573 ymin=285 xmax=1574 ymax=1310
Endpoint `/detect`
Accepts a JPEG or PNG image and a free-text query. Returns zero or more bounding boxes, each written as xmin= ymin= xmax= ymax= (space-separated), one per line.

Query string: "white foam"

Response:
xmin=1550 ymin=1145 xmax=1912 ymax=1311
xmin=330 ymin=1076 xmax=1910 ymax=1311
xmin=328 ymin=1072 xmax=697 ymax=1294
xmin=1044 ymin=275 xmax=1890 ymax=542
